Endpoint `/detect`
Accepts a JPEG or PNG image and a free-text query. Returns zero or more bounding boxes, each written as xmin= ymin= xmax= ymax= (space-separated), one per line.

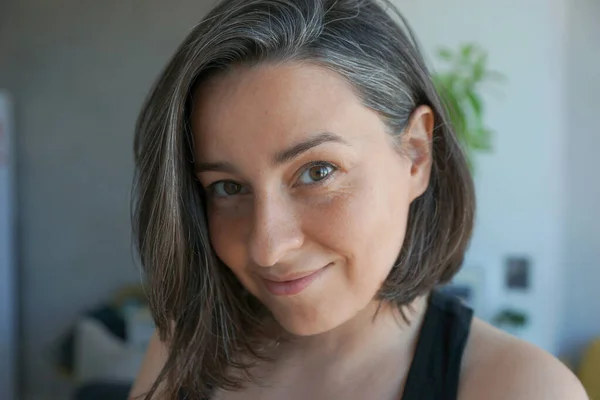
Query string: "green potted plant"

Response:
xmin=493 ymin=308 xmax=529 ymax=336
xmin=433 ymin=43 xmax=505 ymax=170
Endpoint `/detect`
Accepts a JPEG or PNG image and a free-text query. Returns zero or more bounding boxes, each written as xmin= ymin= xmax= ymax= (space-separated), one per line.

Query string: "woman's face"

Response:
xmin=192 ymin=62 xmax=432 ymax=336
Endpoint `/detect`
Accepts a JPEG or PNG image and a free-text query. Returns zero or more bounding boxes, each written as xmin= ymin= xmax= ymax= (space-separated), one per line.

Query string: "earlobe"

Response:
xmin=405 ymin=106 xmax=434 ymax=200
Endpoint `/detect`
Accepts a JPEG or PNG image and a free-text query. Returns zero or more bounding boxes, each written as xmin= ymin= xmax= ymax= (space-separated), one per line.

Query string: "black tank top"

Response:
xmin=401 ymin=290 xmax=473 ymax=400
xmin=185 ymin=290 xmax=473 ymax=400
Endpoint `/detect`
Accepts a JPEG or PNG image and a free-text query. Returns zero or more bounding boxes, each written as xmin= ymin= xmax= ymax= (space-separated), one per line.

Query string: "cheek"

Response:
xmin=308 ymin=175 xmax=411 ymax=293
xmin=207 ymin=205 xmax=249 ymax=276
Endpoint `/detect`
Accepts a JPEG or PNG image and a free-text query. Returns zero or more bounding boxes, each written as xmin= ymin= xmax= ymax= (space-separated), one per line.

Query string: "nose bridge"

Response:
xmin=249 ymin=190 xmax=303 ymax=267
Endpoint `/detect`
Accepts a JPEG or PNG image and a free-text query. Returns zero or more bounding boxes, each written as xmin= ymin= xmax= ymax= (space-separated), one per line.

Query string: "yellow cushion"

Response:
xmin=578 ymin=338 xmax=600 ymax=398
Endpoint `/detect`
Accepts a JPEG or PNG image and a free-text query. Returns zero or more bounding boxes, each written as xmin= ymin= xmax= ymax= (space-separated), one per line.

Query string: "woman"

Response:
xmin=130 ymin=0 xmax=586 ymax=399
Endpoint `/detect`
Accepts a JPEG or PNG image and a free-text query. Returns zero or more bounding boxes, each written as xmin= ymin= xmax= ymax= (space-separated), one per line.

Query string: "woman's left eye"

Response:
xmin=297 ymin=163 xmax=337 ymax=185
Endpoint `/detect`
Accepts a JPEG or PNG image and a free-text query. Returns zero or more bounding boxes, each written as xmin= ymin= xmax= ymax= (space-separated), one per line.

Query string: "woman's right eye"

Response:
xmin=209 ymin=181 xmax=246 ymax=197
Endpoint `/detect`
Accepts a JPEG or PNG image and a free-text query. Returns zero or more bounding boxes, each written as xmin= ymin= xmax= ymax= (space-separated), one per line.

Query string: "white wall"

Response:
xmin=396 ymin=0 xmax=569 ymax=353
xmin=0 ymin=1 xmax=211 ymax=399
xmin=561 ymin=0 xmax=600 ymax=360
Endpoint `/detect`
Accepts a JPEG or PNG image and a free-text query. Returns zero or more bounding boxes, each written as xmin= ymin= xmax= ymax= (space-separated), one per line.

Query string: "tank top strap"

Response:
xmin=401 ymin=290 xmax=473 ymax=400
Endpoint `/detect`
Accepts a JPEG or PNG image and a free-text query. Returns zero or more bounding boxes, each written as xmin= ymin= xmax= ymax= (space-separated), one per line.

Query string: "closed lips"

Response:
xmin=261 ymin=263 xmax=332 ymax=296
xmin=263 ymin=268 xmax=325 ymax=282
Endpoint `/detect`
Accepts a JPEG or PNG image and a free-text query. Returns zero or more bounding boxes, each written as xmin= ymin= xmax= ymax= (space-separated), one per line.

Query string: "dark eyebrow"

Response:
xmin=194 ymin=132 xmax=349 ymax=174
xmin=195 ymin=161 xmax=237 ymax=174
xmin=273 ymin=132 xmax=350 ymax=166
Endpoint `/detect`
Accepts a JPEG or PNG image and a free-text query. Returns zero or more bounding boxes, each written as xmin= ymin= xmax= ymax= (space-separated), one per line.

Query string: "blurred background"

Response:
xmin=0 ymin=0 xmax=598 ymax=399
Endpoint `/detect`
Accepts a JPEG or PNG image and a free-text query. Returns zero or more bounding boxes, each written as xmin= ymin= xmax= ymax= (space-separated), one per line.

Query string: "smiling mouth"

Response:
xmin=262 ymin=263 xmax=332 ymax=296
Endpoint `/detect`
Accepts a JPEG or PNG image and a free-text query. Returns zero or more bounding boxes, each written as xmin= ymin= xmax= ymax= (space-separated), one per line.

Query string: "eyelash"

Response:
xmin=206 ymin=161 xmax=339 ymax=198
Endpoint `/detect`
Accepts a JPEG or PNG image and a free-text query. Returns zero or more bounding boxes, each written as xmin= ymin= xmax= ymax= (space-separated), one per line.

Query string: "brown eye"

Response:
xmin=299 ymin=163 xmax=336 ymax=184
xmin=310 ymin=166 xmax=330 ymax=180
xmin=211 ymin=181 xmax=244 ymax=197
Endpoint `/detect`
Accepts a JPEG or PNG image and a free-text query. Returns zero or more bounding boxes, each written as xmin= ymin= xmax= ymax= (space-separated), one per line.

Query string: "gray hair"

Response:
xmin=133 ymin=0 xmax=474 ymax=398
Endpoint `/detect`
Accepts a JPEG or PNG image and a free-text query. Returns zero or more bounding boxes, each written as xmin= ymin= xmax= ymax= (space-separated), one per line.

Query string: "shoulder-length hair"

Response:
xmin=133 ymin=0 xmax=475 ymax=398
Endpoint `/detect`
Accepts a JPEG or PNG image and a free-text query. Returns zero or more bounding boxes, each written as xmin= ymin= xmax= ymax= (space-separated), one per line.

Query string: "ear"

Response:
xmin=404 ymin=105 xmax=434 ymax=202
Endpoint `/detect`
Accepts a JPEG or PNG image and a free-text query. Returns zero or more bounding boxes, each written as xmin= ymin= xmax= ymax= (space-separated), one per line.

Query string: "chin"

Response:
xmin=268 ymin=302 xmax=357 ymax=337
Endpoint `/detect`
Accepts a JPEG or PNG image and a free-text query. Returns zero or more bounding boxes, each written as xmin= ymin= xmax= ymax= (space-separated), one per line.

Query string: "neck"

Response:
xmin=283 ymin=294 xmax=429 ymax=370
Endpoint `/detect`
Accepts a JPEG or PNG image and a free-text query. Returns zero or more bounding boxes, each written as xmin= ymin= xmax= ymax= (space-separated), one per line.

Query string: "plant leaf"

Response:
xmin=473 ymin=54 xmax=486 ymax=82
xmin=432 ymin=42 xmax=506 ymax=170
xmin=466 ymin=90 xmax=483 ymax=119
xmin=438 ymin=48 xmax=453 ymax=61
xmin=469 ymin=128 xmax=493 ymax=151
xmin=443 ymin=91 xmax=468 ymax=144
xmin=461 ymin=44 xmax=474 ymax=60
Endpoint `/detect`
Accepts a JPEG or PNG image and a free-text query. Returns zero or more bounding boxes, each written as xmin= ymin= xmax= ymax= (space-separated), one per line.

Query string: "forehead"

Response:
xmin=191 ymin=62 xmax=384 ymax=159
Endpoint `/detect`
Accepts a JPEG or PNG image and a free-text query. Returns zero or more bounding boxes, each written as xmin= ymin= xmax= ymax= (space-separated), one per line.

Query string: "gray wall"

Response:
xmin=0 ymin=1 xmax=210 ymax=398
xmin=561 ymin=0 xmax=600 ymax=361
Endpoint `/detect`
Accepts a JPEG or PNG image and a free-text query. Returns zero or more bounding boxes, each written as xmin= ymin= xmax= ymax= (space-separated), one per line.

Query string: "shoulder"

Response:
xmin=458 ymin=318 xmax=588 ymax=400
xmin=129 ymin=328 xmax=172 ymax=399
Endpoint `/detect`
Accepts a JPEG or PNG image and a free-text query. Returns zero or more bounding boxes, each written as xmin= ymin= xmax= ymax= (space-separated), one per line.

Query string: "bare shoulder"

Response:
xmin=458 ymin=318 xmax=588 ymax=400
xmin=129 ymin=328 xmax=171 ymax=399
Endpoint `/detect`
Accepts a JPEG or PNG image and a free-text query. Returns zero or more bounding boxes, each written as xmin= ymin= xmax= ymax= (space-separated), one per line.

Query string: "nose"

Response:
xmin=248 ymin=192 xmax=304 ymax=268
